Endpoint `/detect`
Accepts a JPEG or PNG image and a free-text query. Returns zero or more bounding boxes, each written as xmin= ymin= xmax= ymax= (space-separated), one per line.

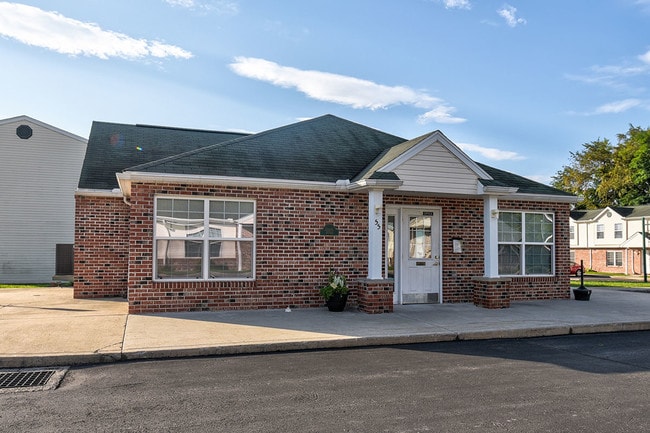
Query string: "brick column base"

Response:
xmin=357 ymin=278 xmax=394 ymax=314
xmin=472 ymin=277 xmax=512 ymax=309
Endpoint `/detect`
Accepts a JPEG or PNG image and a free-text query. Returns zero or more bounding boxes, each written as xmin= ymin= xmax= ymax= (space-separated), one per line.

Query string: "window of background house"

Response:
xmin=596 ymin=224 xmax=604 ymax=239
xmin=570 ymin=226 xmax=575 ymax=240
xmin=498 ymin=211 xmax=554 ymax=276
xmin=614 ymin=223 xmax=623 ymax=239
xmin=154 ymin=197 xmax=255 ymax=280
xmin=606 ymin=251 xmax=622 ymax=267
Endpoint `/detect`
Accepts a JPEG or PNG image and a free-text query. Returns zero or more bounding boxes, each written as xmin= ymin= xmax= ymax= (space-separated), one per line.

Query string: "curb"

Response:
xmin=3 ymin=323 xmax=649 ymax=369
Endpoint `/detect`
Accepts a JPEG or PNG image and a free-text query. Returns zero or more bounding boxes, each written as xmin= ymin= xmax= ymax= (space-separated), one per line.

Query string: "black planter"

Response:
xmin=573 ymin=287 xmax=592 ymax=301
xmin=325 ymin=293 xmax=348 ymax=312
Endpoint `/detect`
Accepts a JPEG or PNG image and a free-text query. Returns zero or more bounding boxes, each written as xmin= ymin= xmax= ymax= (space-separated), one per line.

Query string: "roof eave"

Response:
xmin=75 ymin=188 xmax=123 ymax=198
xmin=347 ymin=178 xmax=404 ymax=192
xmin=116 ymin=171 xmax=344 ymax=197
xmin=495 ymin=192 xmax=579 ymax=203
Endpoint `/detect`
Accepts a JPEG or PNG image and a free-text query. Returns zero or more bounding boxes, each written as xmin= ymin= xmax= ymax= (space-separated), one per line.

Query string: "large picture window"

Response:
xmin=498 ymin=211 xmax=554 ymax=276
xmin=154 ymin=197 xmax=255 ymax=280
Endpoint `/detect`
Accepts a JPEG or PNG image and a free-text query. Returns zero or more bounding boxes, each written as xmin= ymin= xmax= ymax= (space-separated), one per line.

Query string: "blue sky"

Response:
xmin=2 ymin=0 xmax=650 ymax=184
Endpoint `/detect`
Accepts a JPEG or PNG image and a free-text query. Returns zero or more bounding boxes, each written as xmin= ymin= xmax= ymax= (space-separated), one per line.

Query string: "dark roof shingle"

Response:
xmin=78 ymin=122 xmax=248 ymax=189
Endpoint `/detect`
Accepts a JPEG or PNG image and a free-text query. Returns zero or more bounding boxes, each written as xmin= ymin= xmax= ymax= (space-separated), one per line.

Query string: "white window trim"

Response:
xmin=498 ymin=211 xmax=555 ymax=277
xmin=153 ymin=195 xmax=256 ymax=281
xmin=606 ymin=250 xmax=623 ymax=267
xmin=614 ymin=223 xmax=623 ymax=239
xmin=596 ymin=224 xmax=605 ymax=239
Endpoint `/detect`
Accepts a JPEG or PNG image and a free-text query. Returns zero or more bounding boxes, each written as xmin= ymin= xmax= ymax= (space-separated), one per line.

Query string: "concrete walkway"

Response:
xmin=1 ymin=287 xmax=649 ymax=368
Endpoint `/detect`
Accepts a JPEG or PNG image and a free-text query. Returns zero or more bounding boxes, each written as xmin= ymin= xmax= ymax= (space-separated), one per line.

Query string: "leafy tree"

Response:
xmin=552 ymin=125 xmax=650 ymax=209
xmin=551 ymin=137 xmax=615 ymax=209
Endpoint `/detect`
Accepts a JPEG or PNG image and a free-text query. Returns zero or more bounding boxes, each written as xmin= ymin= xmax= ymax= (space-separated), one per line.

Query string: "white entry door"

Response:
xmin=400 ymin=209 xmax=441 ymax=304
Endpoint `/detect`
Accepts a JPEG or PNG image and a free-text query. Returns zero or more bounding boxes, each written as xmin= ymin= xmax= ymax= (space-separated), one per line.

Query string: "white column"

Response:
xmin=368 ymin=189 xmax=384 ymax=279
xmin=484 ymin=195 xmax=499 ymax=277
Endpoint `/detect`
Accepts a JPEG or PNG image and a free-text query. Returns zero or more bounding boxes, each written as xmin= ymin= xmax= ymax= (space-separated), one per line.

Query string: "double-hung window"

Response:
xmin=498 ymin=211 xmax=554 ymax=276
xmin=154 ymin=197 xmax=255 ymax=280
xmin=614 ymin=223 xmax=623 ymax=239
xmin=606 ymin=251 xmax=622 ymax=267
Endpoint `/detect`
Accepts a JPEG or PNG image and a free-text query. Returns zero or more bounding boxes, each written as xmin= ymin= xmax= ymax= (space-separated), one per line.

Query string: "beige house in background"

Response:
xmin=570 ymin=206 xmax=650 ymax=275
xmin=0 ymin=115 xmax=87 ymax=283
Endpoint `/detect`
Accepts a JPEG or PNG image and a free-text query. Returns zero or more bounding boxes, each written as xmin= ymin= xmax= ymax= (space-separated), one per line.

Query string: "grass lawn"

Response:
xmin=0 ymin=283 xmax=71 ymax=289
xmin=570 ymin=280 xmax=650 ymax=289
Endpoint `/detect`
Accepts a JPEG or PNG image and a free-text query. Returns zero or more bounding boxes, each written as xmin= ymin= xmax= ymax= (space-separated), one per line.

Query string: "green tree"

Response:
xmin=552 ymin=125 xmax=650 ymax=208
xmin=551 ymin=137 xmax=615 ymax=209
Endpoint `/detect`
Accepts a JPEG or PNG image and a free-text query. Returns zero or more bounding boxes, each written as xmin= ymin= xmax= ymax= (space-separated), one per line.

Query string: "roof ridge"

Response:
xmin=126 ymin=114 xmax=406 ymax=173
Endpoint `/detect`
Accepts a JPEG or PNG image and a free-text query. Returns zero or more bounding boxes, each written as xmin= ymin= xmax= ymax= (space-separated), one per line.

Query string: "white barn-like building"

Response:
xmin=0 ymin=115 xmax=87 ymax=283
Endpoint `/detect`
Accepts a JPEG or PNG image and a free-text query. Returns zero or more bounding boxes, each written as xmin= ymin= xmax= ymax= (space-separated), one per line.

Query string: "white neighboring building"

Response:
xmin=570 ymin=205 xmax=650 ymax=275
xmin=0 ymin=116 xmax=87 ymax=283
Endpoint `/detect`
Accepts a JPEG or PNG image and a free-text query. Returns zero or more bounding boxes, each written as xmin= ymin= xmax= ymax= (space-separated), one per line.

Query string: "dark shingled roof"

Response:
xmin=126 ymin=115 xmax=406 ymax=183
xmin=610 ymin=205 xmax=650 ymax=218
xmin=571 ymin=205 xmax=650 ymax=221
xmin=78 ymin=122 xmax=248 ymax=189
xmin=477 ymin=163 xmax=574 ymax=197
xmin=78 ymin=114 xmax=576 ymax=200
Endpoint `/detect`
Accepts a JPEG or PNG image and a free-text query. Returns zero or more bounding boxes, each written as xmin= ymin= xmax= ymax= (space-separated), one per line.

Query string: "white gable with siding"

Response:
xmin=0 ymin=116 xmax=87 ymax=283
xmin=378 ymin=131 xmax=490 ymax=195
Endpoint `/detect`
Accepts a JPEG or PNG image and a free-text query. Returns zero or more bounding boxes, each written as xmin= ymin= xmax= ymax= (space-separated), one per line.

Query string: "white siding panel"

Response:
xmin=393 ymin=142 xmax=479 ymax=194
xmin=0 ymin=118 xmax=87 ymax=283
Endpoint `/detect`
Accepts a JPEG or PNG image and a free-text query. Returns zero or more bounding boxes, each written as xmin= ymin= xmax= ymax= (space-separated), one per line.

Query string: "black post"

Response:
xmin=573 ymin=259 xmax=591 ymax=301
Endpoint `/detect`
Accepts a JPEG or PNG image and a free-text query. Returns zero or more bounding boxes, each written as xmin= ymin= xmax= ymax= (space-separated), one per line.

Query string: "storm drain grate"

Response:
xmin=0 ymin=367 xmax=68 ymax=393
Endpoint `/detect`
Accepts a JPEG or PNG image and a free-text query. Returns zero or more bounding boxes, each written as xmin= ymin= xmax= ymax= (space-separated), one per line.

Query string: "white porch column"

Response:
xmin=484 ymin=195 xmax=499 ymax=277
xmin=367 ymin=189 xmax=384 ymax=279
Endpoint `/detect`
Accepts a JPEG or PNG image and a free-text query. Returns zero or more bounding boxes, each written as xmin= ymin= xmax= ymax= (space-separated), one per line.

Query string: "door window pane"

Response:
xmin=409 ymin=216 xmax=432 ymax=259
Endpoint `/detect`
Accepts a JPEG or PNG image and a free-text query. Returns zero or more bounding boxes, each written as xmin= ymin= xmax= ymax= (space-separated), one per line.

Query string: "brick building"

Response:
xmin=570 ymin=206 xmax=650 ymax=275
xmin=75 ymin=115 xmax=577 ymax=313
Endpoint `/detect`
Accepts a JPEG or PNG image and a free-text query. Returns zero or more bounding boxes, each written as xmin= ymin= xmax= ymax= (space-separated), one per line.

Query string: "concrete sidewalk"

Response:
xmin=1 ymin=287 xmax=650 ymax=368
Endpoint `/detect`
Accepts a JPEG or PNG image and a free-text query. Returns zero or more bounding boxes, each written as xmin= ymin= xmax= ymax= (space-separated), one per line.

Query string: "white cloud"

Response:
xmin=497 ymin=4 xmax=527 ymax=27
xmin=163 ymin=0 xmax=239 ymax=15
xmin=639 ymin=50 xmax=650 ymax=64
xmin=229 ymin=56 xmax=466 ymax=124
xmin=594 ymin=99 xmax=642 ymax=114
xmin=440 ymin=0 xmax=471 ymax=10
xmin=457 ymin=142 xmax=525 ymax=161
xmin=0 ymin=2 xmax=192 ymax=60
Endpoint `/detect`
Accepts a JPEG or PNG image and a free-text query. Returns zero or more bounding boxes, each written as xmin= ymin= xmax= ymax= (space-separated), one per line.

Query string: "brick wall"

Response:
xmin=74 ymin=185 xmax=572 ymax=312
xmin=74 ymin=195 xmax=129 ymax=298
xmin=126 ymin=183 xmax=367 ymax=313
xmin=573 ymin=248 xmax=644 ymax=275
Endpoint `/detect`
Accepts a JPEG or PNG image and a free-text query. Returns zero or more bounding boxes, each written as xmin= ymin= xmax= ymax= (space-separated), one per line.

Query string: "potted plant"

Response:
xmin=320 ymin=270 xmax=349 ymax=312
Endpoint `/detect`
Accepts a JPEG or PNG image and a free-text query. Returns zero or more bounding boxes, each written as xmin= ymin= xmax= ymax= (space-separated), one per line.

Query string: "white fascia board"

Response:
xmin=348 ymin=178 xmax=403 ymax=192
xmin=493 ymin=192 xmax=579 ymax=203
xmin=479 ymin=183 xmax=519 ymax=195
xmin=75 ymin=188 xmax=123 ymax=198
xmin=116 ymin=171 xmax=342 ymax=197
xmin=379 ymin=131 xmax=492 ymax=180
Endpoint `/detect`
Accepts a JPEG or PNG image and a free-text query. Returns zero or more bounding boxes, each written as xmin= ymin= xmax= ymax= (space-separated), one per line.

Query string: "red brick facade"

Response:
xmin=74 ymin=195 xmax=129 ymax=298
xmin=573 ymin=248 xmax=645 ymax=275
xmin=74 ymin=184 xmax=571 ymax=313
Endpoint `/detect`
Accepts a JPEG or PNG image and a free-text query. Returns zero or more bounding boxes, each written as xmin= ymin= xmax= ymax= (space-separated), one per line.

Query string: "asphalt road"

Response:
xmin=2 ymin=332 xmax=649 ymax=432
